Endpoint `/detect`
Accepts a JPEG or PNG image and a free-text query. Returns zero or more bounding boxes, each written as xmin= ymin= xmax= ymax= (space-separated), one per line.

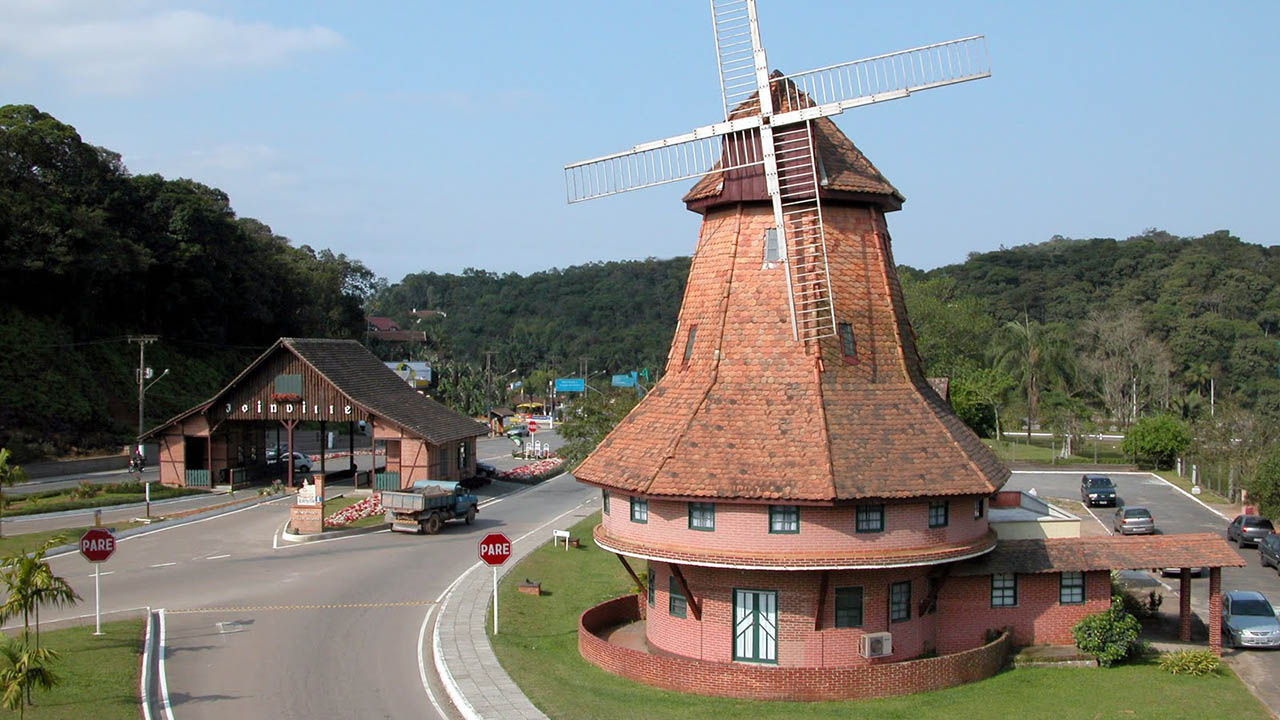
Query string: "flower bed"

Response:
xmin=325 ymin=493 xmax=384 ymax=526
xmin=500 ymin=458 xmax=565 ymax=483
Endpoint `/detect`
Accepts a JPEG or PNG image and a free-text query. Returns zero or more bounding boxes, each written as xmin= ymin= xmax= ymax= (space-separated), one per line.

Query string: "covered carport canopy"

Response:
xmin=956 ymin=533 xmax=1246 ymax=653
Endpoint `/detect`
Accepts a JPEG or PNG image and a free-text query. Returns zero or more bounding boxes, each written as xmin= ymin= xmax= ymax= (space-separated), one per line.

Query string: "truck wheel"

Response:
xmin=465 ymin=506 xmax=476 ymax=525
xmin=425 ymin=512 xmax=443 ymax=535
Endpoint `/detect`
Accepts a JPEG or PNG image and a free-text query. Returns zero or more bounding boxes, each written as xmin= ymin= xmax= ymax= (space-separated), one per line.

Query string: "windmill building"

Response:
xmin=567 ymin=0 xmax=1240 ymax=702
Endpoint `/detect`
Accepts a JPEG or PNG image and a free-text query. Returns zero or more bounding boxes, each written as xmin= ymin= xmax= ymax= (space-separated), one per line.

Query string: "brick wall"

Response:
xmin=644 ymin=564 xmax=935 ymax=666
xmin=580 ymin=593 xmax=1011 ymax=701
xmin=936 ymin=570 xmax=1110 ymax=652
xmin=602 ymin=495 xmax=989 ymax=558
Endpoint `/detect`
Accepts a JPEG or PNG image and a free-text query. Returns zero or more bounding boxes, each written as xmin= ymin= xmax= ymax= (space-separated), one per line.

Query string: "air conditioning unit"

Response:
xmin=860 ymin=632 xmax=893 ymax=658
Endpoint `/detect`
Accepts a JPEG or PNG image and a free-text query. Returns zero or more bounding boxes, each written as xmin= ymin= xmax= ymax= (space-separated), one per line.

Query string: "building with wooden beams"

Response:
xmin=142 ymin=338 xmax=486 ymax=491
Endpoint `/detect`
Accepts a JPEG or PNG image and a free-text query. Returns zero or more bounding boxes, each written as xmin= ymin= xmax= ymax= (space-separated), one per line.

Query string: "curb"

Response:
xmin=1 ymin=490 xmax=251 ymax=524
xmin=279 ymin=521 xmax=391 ymax=544
xmin=43 ymin=492 xmax=289 ymax=558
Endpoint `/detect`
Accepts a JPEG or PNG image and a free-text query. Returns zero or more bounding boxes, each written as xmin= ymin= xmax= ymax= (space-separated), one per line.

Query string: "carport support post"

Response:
xmin=1179 ymin=568 xmax=1192 ymax=642
xmin=348 ymin=421 xmax=356 ymax=479
xmin=1209 ymin=567 xmax=1223 ymax=655
xmin=319 ymin=421 xmax=327 ymax=478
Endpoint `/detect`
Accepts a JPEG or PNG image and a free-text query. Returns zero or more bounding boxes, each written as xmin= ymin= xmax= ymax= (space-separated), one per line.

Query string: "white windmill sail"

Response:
xmin=564 ymin=1 xmax=990 ymax=343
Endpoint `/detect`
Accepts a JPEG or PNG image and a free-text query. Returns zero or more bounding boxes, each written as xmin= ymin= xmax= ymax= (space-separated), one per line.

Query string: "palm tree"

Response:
xmin=0 ymin=536 xmax=78 ymax=650
xmin=0 ymin=449 xmax=27 ymax=540
xmin=0 ymin=638 xmax=59 ymax=718
xmin=990 ymin=315 xmax=1073 ymax=443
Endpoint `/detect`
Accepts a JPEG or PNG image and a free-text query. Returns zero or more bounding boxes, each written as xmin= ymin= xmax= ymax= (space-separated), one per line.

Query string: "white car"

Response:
xmin=271 ymin=451 xmax=312 ymax=473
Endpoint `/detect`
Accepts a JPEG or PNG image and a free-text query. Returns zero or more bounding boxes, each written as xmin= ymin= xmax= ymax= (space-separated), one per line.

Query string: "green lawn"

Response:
xmin=1 ymin=619 xmax=142 ymax=719
xmin=983 ymin=436 xmax=1129 ymax=466
xmin=490 ymin=512 xmax=1269 ymax=720
xmin=0 ymin=522 xmax=145 ymax=559
xmin=2 ymin=483 xmax=206 ymax=518
xmin=1153 ymin=470 xmax=1232 ymax=506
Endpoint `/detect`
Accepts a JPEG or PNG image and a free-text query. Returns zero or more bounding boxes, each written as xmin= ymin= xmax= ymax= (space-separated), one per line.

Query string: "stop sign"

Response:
xmin=478 ymin=532 xmax=512 ymax=566
xmin=79 ymin=527 xmax=116 ymax=564
xmin=527 ymin=421 xmax=539 ymax=433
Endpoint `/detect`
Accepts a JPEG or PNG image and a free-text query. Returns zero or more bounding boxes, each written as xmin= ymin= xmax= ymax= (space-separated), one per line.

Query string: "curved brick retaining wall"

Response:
xmin=579 ymin=594 xmax=1011 ymax=702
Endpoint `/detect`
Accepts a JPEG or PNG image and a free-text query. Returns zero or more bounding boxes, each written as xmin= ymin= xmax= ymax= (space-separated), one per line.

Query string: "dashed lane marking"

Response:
xmin=167 ymin=600 xmax=433 ymax=614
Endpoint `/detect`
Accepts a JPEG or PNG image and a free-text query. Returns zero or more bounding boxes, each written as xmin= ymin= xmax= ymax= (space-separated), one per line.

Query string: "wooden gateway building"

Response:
xmin=142 ymin=338 xmax=487 ymax=491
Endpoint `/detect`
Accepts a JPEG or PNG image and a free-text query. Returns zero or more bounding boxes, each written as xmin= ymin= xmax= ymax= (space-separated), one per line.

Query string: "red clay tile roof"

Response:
xmin=683 ymin=71 xmax=903 ymax=210
xmin=367 ymin=316 xmax=399 ymax=331
xmin=952 ymin=534 xmax=1246 ymax=576
xmin=595 ymin=524 xmax=997 ymax=570
xmin=575 ymin=201 xmax=1008 ymax=501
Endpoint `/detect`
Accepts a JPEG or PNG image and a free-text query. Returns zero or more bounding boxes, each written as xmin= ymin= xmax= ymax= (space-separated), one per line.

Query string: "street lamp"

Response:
xmin=137 ymin=367 xmax=170 ymax=450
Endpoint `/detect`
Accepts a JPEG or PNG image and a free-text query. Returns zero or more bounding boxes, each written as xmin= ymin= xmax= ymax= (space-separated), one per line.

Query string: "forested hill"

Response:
xmin=367 ymin=258 xmax=690 ymax=376
xmin=901 ymin=229 xmax=1280 ymax=433
xmin=0 ymin=105 xmax=376 ymax=461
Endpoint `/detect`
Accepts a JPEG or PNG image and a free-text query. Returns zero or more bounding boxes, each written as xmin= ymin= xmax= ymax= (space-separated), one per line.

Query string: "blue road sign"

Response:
xmin=611 ymin=374 xmax=635 ymax=387
xmin=554 ymin=377 xmax=586 ymax=392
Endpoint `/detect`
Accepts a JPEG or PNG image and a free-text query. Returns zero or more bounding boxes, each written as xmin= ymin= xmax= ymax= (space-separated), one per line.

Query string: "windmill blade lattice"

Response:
xmin=710 ymin=0 xmax=763 ymax=119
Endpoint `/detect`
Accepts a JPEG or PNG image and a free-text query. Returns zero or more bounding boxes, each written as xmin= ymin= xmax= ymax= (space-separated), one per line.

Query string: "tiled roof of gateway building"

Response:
xmin=952 ymin=534 xmax=1247 ymax=576
xmin=283 ymin=339 xmax=486 ymax=445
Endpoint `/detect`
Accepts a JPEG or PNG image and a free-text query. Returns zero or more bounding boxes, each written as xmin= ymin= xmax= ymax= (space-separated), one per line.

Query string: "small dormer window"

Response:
xmin=838 ymin=323 xmax=858 ymax=364
xmin=763 ymin=228 xmax=781 ymax=264
xmin=682 ymin=325 xmax=698 ymax=366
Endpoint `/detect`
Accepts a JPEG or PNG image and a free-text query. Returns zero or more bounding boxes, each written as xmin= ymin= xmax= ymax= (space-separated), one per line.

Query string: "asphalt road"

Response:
xmin=1007 ymin=470 xmax=1280 ymax=716
xmin=36 ymin=430 xmax=579 ymax=719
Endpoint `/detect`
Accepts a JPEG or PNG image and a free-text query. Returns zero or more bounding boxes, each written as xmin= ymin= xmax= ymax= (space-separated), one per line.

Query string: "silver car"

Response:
xmin=1223 ymin=590 xmax=1280 ymax=649
xmin=1113 ymin=506 xmax=1155 ymax=535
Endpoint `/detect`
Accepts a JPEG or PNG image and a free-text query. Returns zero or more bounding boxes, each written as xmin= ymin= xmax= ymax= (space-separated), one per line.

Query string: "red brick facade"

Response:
xmin=581 ymin=593 xmax=1012 ymax=701
xmin=936 ymin=571 xmax=1110 ymax=652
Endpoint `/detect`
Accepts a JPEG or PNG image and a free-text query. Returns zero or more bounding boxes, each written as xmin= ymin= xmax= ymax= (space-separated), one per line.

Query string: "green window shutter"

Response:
xmin=834 ymin=586 xmax=863 ymax=628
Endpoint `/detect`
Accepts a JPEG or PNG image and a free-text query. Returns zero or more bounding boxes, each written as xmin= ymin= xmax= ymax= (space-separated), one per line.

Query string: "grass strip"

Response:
xmin=1154 ymin=470 xmax=1232 ymax=507
xmin=4 ymin=486 xmax=206 ymax=517
xmin=0 ymin=619 xmax=142 ymax=719
xmin=0 ymin=523 xmax=145 ymax=559
xmin=490 ymin=512 xmax=1269 ymax=720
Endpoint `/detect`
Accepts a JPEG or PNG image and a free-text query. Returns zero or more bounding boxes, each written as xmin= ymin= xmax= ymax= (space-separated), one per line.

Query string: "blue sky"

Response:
xmin=3 ymin=1 xmax=1277 ymax=282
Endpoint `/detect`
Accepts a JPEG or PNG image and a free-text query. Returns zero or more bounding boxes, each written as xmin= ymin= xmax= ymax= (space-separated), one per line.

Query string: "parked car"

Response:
xmin=476 ymin=462 xmax=497 ymax=478
xmin=506 ymin=426 xmax=530 ymax=438
xmin=1080 ymin=474 xmax=1117 ymax=507
xmin=1259 ymin=533 xmax=1280 ymax=574
xmin=1227 ymin=515 xmax=1275 ymax=547
xmin=269 ymin=451 xmax=312 ymax=474
xmin=1160 ymin=566 xmax=1206 ymax=578
xmin=460 ymin=462 xmax=497 ymax=490
xmin=1221 ymin=590 xmax=1280 ymax=649
xmin=1113 ymin=506 xmax=1155 ymax=535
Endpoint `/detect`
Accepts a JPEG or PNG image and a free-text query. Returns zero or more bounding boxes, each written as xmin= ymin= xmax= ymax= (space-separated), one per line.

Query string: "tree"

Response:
xmin=0 ymin=637 xmax=59 ymax=718
xmin=0 ymin=449 xmax=25 ymax=539
xmin=1245 ymin=444 xmax=1280 ymax=521
xmin=989 ymin=316 xmax=1073 ymax=441
xmin=556 ymin=389 xmax=639 ymax=469
xmin=0 ymin=536 xmax=79 ymax=651
xmin=1122 ymin=414 xmax=1191 ymax=469
xmin=949 ymin=367 xmax=1015 ymax=439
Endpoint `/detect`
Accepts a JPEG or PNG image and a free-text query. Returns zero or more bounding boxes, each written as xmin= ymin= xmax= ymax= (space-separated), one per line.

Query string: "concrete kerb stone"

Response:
xmin=433 ymin=472 xmax=590 ymax=720
xmin=279 ymin=521 xmax=391 ymax=543
xmin=41 ymin=492 xmax=290 ymax=558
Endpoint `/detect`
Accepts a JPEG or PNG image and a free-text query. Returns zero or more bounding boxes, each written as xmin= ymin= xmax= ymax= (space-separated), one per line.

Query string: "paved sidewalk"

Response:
xmin=434 ymin=492 xmax=594 ymax=720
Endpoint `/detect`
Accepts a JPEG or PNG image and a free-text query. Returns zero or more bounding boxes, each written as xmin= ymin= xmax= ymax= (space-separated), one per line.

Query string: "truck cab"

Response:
xmin=382 ymin=480 xmax=479 ymax=534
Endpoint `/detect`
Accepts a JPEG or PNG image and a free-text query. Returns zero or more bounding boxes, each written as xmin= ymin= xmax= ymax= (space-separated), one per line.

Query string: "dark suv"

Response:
xmin=1260 ymin=533 xmax=1280 ymax=575
xmin=1081 ymin=474 xmax=1117 ymax=507
xmin=1228 ymin=515 xmax=1275 ymax=548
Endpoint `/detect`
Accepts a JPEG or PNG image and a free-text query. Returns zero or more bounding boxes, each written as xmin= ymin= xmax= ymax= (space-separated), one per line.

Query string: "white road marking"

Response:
xmin=158 ymin=608 xmax=173 ymax=720
xmin=87 ymin=571 xmax=115 ymax=578
xmin=141 ymin=607 xmax=154 ymax=720
xmin=1082 ymin=505 xmax=1113 ymax=536
xmin=426 ymin=473 xmax=588 ymax=720
xmin=205 ymin=554 xmax=230 ymax=560
xmin=46 ymin=493 xmax=293 ymax=560
xmin=479 ymin=454 xmax=510 ymax=461
xmin=417 ymin=604 xmax=450 ymax=720
xmin=149 ymin=562 xmax=177 ymax=568
xmin=1145 ymin=471 xmax=1229 ymax=520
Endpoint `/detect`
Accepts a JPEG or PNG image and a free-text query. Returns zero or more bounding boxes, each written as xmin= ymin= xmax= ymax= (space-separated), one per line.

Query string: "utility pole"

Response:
xmin=484 ymin=351 xmax=497 ymax=410
xmin=1210 ymin=376 xmax=1215 ymax=418
xmin=580 ymin=356 xmax=588 ymax=378
xmin=130 ymin=335 xmax=158 ymax=443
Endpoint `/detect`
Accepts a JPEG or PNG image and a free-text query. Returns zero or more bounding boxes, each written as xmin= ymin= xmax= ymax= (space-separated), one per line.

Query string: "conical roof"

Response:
xmin=575 ymin=87 xmax=1007 ymax=503
xmin=683 ymin=71 xmax=904 ymax=212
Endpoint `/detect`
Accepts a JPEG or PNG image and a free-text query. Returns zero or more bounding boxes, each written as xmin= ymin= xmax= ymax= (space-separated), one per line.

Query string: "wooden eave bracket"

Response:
xmin=615 ymin=553 xmax=646 ymax=596
xmin=814 ymin=569 xmax=830 ymax=631
xmin=669 ymin=563 xmax=702 ymax=621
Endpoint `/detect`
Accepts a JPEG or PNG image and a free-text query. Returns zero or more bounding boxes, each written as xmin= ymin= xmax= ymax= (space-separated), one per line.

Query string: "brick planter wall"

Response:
xmin=580 ymin=594 xmax=1011 ymax=702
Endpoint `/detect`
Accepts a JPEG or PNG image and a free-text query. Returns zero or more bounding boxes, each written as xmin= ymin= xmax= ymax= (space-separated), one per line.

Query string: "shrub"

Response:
xmin=1072 ymin=596 xmax=1141 ymax=667
xmin=1159 ymin=649 xmax=1220 ymax=676
xmin=1122 ymin=414 xmax=1191 ymax=469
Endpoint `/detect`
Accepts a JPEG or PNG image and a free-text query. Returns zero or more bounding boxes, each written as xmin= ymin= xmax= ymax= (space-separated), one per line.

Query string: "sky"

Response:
xmin=3 ymin=0 xmax=1277 ymax=283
